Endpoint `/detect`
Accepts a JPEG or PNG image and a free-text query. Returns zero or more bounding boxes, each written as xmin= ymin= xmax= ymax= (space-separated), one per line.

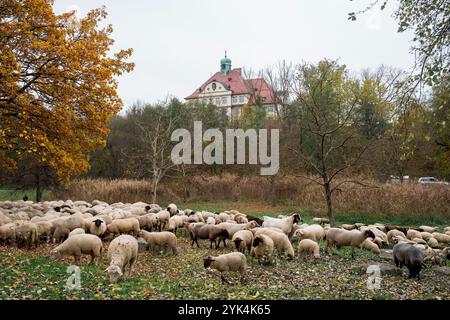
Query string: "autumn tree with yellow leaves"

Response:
xmin=0 ymin=0 xmax=134 ymax=200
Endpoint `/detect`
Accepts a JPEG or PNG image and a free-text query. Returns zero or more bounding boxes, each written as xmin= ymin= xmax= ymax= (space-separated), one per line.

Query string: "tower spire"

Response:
xmin=220 ymin=51 xmax=231 ymax=75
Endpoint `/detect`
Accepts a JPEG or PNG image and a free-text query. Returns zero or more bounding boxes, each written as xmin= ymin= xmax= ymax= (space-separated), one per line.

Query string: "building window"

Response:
xmin=239 ymin=95 xmax=245 ymax=103
xmin=232 ymin=96 xmax=237 ymax=104
xmin=212 ymin=83 xmax=217 ymax=90
xmin=268 ymin=106 xmax=274 ymax=113
xmin=221 ymin=97 xmax=227 ymax=104
xmin=215 ymin=97 xmax=220 ymax=105
xmin=202 ymin=99 xmax=208 ymax=105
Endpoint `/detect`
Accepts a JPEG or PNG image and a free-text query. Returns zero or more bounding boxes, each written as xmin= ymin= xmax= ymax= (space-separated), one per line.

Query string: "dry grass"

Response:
xmin=52 ymin=174 xmax=450 ymax=223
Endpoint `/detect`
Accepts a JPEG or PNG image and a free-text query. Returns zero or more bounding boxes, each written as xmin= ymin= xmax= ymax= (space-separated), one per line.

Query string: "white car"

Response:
xmin=418 ymin=177 xmax=449 ymax=185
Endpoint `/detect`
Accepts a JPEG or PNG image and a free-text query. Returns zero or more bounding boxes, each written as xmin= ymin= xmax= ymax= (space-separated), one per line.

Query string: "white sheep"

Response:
xmin=217 ymin=221 xmax=259 ymax=239
xmin=156 ymin=210 xmax=171 ymax=231
xmin=69 ymin=228 xmax=86 ymax=237
xmin=138 ymin=230 xmax=178 ymax=255
xmin=203 ymin=252 xmax=247 ymax=284
xmin=387 ymin=229 xmax=406 ymax=246
xmin=232 ymin=230 xmax=254 ymax=254
xmin=325 ymin=228 xmax=376 ymax=258
xmin=262 ymin=213 xmax=302 ymax=236
xmin=206 ymin=217 xmax=216 ymax=225
xmin=106 ymin=234 xmax=139 ymax=283
xmin=298 ymin=239 xmax=320 ymax=259
xmin=406 ymin=229 xmax=422 ymax=240
xmin=427 ymin=237 xmax=439 ymax=247
xmin=255 ymin=228 xmax=294 ymax=259
xmin=432 ymin=232 xmax=450 ymax=244
xmin=292 ymin=224 xmax=324 ymax=243
xmin=107 ymin=218 xmax=140 ymax=236
xmin=50 ymin=234 xmax=103 ymax=265
xmin=419 ymin=226 xmax=437 ymax=233
xmin=360 ymin=238 xmax=381 ymax=254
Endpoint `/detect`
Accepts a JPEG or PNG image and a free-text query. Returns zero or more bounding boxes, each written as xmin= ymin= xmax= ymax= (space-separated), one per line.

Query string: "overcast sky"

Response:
xmin=53 ymin=0 xmax=414 ymax=110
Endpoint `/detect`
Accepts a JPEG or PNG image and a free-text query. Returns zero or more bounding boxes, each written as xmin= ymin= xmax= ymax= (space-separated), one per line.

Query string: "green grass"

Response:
xmin=0 ymin=189 xmax=49 ymax=201
xmin=1 ymin=237 xmax=448 ymax=300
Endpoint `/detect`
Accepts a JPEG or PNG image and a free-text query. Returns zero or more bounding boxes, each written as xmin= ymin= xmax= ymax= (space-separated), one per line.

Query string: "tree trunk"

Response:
xmin=270 ymin=175 xmax=277 ymax=206
xmin=35 ymin=172 xmax=42 ymax=202
xmin=152 ymin=178 xmax=158 ymax=204
xmin=323 ymin=182 xmax=335 ymax=227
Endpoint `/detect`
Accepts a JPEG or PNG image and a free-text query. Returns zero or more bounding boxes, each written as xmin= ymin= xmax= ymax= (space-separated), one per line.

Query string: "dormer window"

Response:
xmin=212 ymin=83 xmax=217 ymax=90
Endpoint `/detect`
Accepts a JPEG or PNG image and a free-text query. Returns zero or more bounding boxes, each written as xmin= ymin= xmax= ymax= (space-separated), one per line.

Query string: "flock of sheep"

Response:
xmin=0 ymin=199 xmax=449 ymax=285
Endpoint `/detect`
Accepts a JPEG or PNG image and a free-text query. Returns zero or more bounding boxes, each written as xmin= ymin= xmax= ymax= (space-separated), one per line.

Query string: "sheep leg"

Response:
xmin=128 ymin=257 xmax=136 ymax=275
xmin=195 ymin=239 xmax=200 ymax=248
xmin=351 ymin=246 xmax=355 ymax=259
xmin=74 ymin=255 xmax=81 ymax=265
xmin=89 ymin=254 xmax=96 ymax=265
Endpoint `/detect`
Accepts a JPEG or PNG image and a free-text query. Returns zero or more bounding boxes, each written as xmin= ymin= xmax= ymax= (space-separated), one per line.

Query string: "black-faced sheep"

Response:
xmin=232 ymin=230 xmax=254 ymax=254
xmin=251 ymin=234 xmax=274 ymax=265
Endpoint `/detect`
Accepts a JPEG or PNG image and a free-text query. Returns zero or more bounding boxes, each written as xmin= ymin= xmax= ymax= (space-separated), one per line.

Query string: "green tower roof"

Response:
xmin=220 ymin=51 xmax=231 ymax=75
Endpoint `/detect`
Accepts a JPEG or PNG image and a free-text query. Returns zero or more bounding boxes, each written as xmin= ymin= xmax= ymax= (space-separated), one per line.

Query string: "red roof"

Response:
xmin=185 ymin=69 xmax=273 ymax=104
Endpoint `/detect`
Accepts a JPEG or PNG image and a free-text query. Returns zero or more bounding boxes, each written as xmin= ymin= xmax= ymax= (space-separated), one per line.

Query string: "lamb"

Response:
xmin=262 ymin=213 xmax=302 ymax=235
xmin=431 ymin=232 xmax=450 ymax=244
xmin=325 ymin=228 xmax=376 ymax=258
xmin=292 ymin=224 xmax=324 ymax=243
xmin=203 ymin=252 xmax=247 ymax=284
xmin=298 ymin=239 xmax=320 ymax=259
xmin=106 ymin=235 xmax=139 ymax=283
xmin=251 ymin=234 xmax=274 ymax=265
xmin=255 ymin=228 xmax=295 ymax=259
xmin=387 ymin=229 xmax=407 ymax=246
xmin=138 ymin=230 xmax=178 ymax=255
xmin=166 ymin=203 xmax=179 ymax=216
xmin=89 ymin=218 xmax=107 ymax=237
xmin=50 ymin=234 xmax=103 ymax=265
xmin=107 ymin=218 xmax=140 ymax=236
xmin=190 ymin=224 xmax=229 ymax=249
xmin=156 ymin=210 xmax=170 ymax=231
xmin=69 ymin=228 xmax=86 ymax=237
xmin=360 ymin=238 xmax=381 ymax=254
xmin=232 ymin=230 xmax=254 ymax=254
xmin=393 ymin=242 xmax=424 ymax=280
